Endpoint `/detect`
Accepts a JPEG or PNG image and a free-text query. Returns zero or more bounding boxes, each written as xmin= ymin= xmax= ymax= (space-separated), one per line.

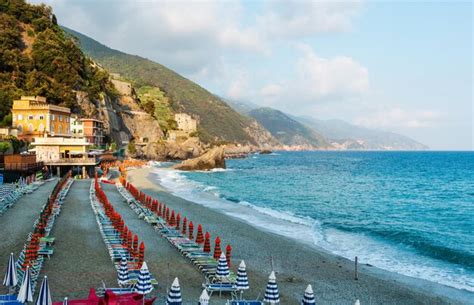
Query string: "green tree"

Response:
xmin=0 ymin=141 xmax=11 ymax=154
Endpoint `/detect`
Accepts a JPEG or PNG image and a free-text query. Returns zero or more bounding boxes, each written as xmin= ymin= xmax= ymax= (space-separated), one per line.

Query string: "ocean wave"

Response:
xmin=151 ymin=166 xmax=474 ymax=292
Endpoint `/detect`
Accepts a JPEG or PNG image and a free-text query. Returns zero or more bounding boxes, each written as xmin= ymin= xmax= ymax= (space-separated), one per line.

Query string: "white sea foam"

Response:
xmin=152 ymin=167 xmax=474 ymax=292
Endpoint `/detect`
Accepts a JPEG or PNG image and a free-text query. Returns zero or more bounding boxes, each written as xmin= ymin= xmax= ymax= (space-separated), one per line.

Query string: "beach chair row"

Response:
xmin=115 ymin=183 xmax=237 ymax=286
xmin=89 ymin=181 xmax=158 ymax=287
xmin=14 ymin=178 xmax=73 ymax=294
xmin=0 ymin=181 xmax=44 ymax=216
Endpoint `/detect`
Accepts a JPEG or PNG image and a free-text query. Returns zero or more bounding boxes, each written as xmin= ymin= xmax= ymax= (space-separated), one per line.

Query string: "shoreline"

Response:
xmin=127 ymin=166 xmax=473 ymax=305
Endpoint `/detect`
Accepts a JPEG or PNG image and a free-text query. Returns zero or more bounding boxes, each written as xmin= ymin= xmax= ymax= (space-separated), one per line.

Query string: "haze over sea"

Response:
xmin=152 ymin=151 xmax=474 ymax=292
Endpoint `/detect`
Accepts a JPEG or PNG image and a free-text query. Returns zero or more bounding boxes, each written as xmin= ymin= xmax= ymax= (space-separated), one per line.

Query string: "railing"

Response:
xmin=45 ymin=157 xmax=98 ymax=165
xmin=4 ymin=162 xmax=44 ymax=171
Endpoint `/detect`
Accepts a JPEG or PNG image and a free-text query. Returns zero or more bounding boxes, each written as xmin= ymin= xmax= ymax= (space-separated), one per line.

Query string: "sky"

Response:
xmin=30 ymin=0 xmax=473 ymax=150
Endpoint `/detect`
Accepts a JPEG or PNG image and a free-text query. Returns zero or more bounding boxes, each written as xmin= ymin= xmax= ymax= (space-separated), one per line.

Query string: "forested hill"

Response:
xmin=0 ymin=0 xmax=115 ymax=125
xmin=62 ymin=27 xmax=274 ymax=145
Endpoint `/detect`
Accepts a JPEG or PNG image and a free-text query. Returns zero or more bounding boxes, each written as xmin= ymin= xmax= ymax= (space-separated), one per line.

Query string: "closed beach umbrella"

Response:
xmin=203 ymin=232 xmax=211 ymax=253
xmin=354 ymin=300 xmax=360 ymax=305
xmin=35 ymin=276 xmax=52 ymax=305
xmin=198 ymin=289 xmax=209 ymax=305
xmin=213 ymin=237 xmax=222 ymax=260
xmin=176 ymin=213 xmax=181 ymax=230
xmin=195 ymin=224 xmax=204 ymax=244
xmin=169 ymin=210 xmax=175 ymax=226
xmin=3 ymin=253 xmax=18 ymax=288
xmin=225 ymin=244 xmax=232 ymax=267
xmin=301 ymin=284 xmax=315 ymax=305
xmin=236 ymin=260 xmax=249 ymax=291
xmin=117 ymin=256 xmax=130 ymax=286
xmin=138 ymin=242 xmax=145 ymax=268
xmin=264 ymin=271 xmax=280 ymax=304
xmin=181 ymin=217 xmax=187 ymax=235
xmin=17 ymin=266 xmax=33 ymax=303
xmin=166 ymin=277 xmax=182 ymax=305
xmin=216 ymin=252 xmax=230 ymax=279
xmin=188 ymin=222 xmax=194 ymax=240
xmin=62 ymin=298 xmax=68 ymax=305
xmin=135 ymin=262 xmax=153 ymax=295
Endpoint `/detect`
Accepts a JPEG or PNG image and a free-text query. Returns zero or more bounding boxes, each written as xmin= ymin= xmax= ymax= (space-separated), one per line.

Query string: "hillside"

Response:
xmin=296 ymin=117 xmax=428 ymax=150
xmin=248 ymin=108 xmax=331 ymax=149
xmin=62 ymin=27 xmax=276 ymax=147
xmin=0 ymin=1 xmax=117 ymax=126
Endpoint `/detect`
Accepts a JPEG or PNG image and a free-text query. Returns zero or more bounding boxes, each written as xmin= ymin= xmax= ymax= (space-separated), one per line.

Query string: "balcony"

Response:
xmin=4 ymin=161 xmax=44 ymax=171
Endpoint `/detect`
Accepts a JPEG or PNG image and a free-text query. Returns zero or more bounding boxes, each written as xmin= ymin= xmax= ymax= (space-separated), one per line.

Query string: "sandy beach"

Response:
xmin=124 ymin=167 xmax=473 ymax=305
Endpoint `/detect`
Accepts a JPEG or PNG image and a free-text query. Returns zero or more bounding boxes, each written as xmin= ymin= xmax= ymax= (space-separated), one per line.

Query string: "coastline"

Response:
xmin=127 ymin=166 xmax=474 ymax=305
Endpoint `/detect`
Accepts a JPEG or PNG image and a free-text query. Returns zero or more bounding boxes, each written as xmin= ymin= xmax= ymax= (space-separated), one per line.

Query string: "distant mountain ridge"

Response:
xmin=248 ymin=108 xmax=331 ymax=149
xmin=226 ymin=100 xmax=427 ymax=151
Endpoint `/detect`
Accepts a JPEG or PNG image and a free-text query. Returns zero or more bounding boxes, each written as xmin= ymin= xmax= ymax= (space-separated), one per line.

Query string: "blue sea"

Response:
xmin=151 ymin=151 xmax=474 ymax=291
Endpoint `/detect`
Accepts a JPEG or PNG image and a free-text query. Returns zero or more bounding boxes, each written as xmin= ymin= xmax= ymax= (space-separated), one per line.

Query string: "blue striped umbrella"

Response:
xmin=264 ymin=271 xmax=279 ymax=304
xmin=198 ymin=289 xmax=209 ymax=305
xmin=301 ymin=284 xmax=315 ymax=305
xmin=117 ymin=257 xmax=130 ymax=286
xmin=166 ymin=277 xmax=182 ymax=305
xmin=236 ymin=260 xmax=249 ymax=291
xmin=216 ymin=253 xmax=230 ymax=279
xmin=135 ymin=262 xmax=153 ymax=295
xmin=17 ymin=267 xmax=33 ymax=304
xmin=3 ymin=253 xmax=18 ymax=288
xmin=35 ymin=276 xmax=52 ymax=305
xmin=62 ymin=297 xmax=68 ymax=305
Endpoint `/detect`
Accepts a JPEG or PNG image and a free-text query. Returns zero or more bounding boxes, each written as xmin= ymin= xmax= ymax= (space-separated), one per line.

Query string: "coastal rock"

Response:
xmin=173 ymin=146 xmax=226 ymax=171
xmin=224 ymin=144 xmax=252 ymax=159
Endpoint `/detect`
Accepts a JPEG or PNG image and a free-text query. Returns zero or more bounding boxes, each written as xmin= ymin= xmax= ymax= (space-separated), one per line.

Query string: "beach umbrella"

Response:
xmin=301 ymin=284 xmax=315 ymax=305
xmin=117 ymin=256 xmax=130 ymax=286
xmin=35 ymin=276 xmax=52 ymax=305
xmin=196 ymin=224 xmax=204 ymax=244
xmin=225 ymin=244 xmax=232 ymax=267
xmin=3 ymin=253 xmax=18 ymax=290
xmin=213 ymin=237 xmax=222 ymax=260
xmin=354 ymin=300 xmax=360 ymax=305
xmin=62 ymin=297 xmax=68 ymax=305
xmin=135 ymin=262 xmax=153 ymax=295
xmin=176 ymin=213 xmax=181 ymax=230
xmin=17 ymin=266 xmax=33 ymax=303
xmin=188 ymin=221 xmax=194 ymax=240
xmin=133 ymin=235 xmax=139 ymax=256
xmin=264 ymin=271 xmax=280 ymax=304
xmin=236 ymin=260 xmax=249 ymax=291
xmin=181 ymin=217 xmax=187 ymax=235
xmin=198 ymin=289 xmax=209 ymax=305
xmin=169 ymin=211 xmax=176 ymax=226
xmin=216 ymin=252 xmax=230 ymax=279
xmin=203 ymin=232 xmax=211 ymax=253
xmin=166 ymin=277 xmax=182 ymax=305
xmin=138 ymin=242 xmax=145 ymax=268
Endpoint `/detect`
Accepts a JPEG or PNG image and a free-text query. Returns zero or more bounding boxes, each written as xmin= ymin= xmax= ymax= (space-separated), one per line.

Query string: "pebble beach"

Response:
xmin=1 ymin=168 xmax=472 ymax=304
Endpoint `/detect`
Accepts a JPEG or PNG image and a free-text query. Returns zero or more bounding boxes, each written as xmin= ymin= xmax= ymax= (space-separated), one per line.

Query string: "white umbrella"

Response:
xmin=135 ymin=262 xmax=153 ymax=295
xmin=117 ymin=256 xmax=130 ymax=286
xmin=198 ymin=288 xmax=209 ymax=305
xmin=62 ymin=297 xmax=68 ymax=305
xmin=166 ymin=277 xmax=182 ymax=305
xmin=17 ymin=267 xmax=33 ymax=304
xmin=355 ymin=300 xmax=361 ymax=305
xmin=263 ymin=271 xmax=279 ymax=304
xmin=3 ymin=253 xmax=18 ymax=291
xmin=236 ymin=260 xmax=249 ymax=291
xmin=301 ymin=284 xmax=315 ymax=305
xmin=216 ymin=253 xmax=230 ymax=280
xmin=35 ymin=276 xmax=52 ymax=305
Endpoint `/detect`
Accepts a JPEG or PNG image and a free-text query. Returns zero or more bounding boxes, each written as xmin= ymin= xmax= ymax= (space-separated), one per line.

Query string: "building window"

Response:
xmin=59 ymin=115 xmax=62 ymax=121
xmin=39 ymin=124 xmax=45 ymax=132
xmin=28 ymin=124 xmax=33 ymax=133
xmin=51 ymin=114 xmax=55 ymax=121
xmin=17 ymin=124 xmax=23 ymax=134
xmin=28 ymin=115 xmax=34 ymax=120
xmin=39 ymin=115 xmax=44 ymax=120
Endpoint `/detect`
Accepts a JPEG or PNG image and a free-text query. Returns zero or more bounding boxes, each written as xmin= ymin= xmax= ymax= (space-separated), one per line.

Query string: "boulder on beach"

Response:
xmin=173 ymin=146 xmax=226 ymax=171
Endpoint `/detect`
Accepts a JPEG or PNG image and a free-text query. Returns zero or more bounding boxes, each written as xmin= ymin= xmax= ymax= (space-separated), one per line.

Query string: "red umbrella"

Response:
xmin=133 ymin=235 xmax=139 ymax=256
xmin=176 ymin=213 xmax=181 ymax=230
xmin=127 ymin=231 xmax=133 ymax=251
xmin=182 ymin=217 xmax=187 ymax=235
xmin=138 ymin=242 xmax=145 ymax=268
xmin=213 ymin=236 xmax=222 ymax=260
xmin=169 ymin=210 xmax=175 ymax=226
xmin=188 ymin=221 xmax=194 ymax=240
xmin=196 ymin=224 xmax=204 ymax=244
xmin=203 ymin=232 xmax=211 ymax=253
xmin=225 ymin=244 xmax=232 ymax=267
xmin=166 ymin=208 xmax=170 ymax=223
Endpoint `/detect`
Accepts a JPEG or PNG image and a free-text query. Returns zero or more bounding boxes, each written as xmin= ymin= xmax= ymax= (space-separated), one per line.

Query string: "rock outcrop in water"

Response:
xmin=173 ymin=146 xmax=226 ymax=171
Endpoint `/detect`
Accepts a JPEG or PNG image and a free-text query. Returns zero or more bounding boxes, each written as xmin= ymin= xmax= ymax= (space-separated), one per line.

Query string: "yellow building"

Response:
xmin=11 ymin=96 xmax=71 ymax=141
